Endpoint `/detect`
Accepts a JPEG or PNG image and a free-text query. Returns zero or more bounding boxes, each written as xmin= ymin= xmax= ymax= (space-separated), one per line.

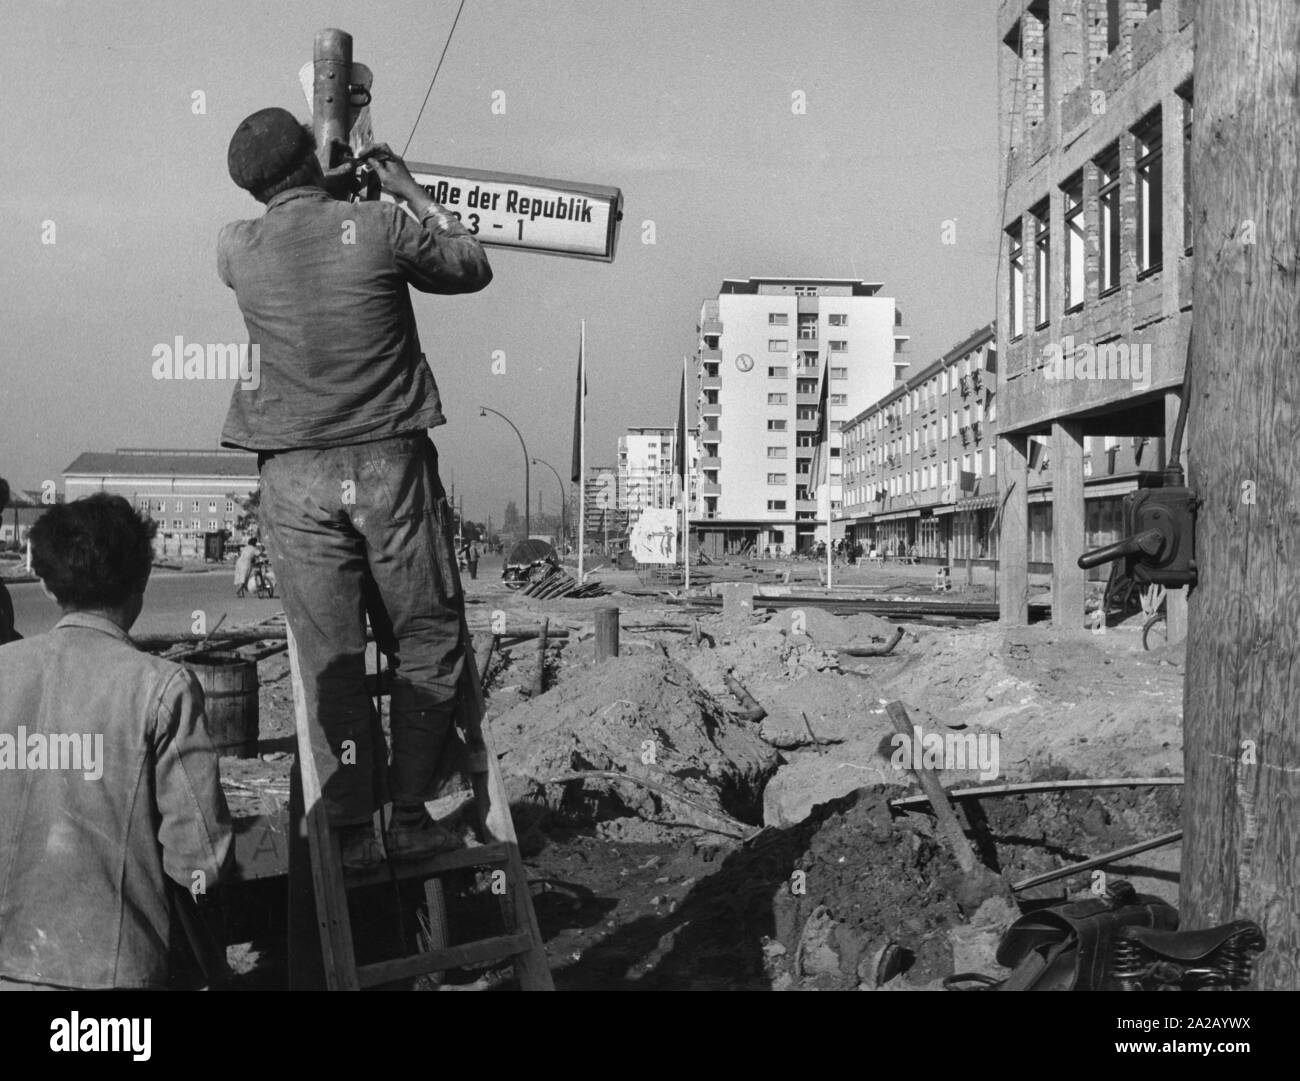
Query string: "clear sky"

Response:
xmin=0 ymin=0 xmax=1000 ymax=525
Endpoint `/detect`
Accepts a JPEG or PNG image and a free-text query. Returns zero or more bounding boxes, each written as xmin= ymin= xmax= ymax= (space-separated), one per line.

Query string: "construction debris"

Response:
xmin=521 ymin=567 xmax=608 ymax=599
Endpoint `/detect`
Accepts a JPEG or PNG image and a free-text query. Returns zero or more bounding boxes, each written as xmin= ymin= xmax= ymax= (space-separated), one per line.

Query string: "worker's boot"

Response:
xmin=386 ymin=804 xmax=463 ymax=861
xmin=338 ymin=823 xmax=385 ymax=873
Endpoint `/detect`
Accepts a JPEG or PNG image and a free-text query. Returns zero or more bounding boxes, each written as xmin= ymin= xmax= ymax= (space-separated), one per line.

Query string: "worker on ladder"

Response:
xmin=217 ymin=108 xmax=492 ymax=872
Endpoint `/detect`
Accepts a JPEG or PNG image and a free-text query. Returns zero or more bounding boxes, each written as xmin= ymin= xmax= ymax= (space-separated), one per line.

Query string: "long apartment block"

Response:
xmin=693 ymin=277 xmax=907 ymax=559
xmin=841 ymin=324 xmax=998 ymax=562
xmin=996 ymin=0 xmax=1194 ymax=625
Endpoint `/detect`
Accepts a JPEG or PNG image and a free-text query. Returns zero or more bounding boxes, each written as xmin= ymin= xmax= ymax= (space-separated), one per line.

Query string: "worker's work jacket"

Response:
xmin=217 ymin=186 xmax=492 ymax=451
xmin=0 ymin=613 xmax=232 ymax=989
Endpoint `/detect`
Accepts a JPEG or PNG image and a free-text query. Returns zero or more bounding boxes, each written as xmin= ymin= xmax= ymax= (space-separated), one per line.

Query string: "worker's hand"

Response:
xmin=321 ymin=140 xmax=358 ymax=200
xmin=363 ymin=144 xmax=424 ymax=203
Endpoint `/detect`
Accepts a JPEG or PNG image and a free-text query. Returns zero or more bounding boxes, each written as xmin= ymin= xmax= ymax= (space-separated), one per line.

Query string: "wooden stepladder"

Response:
xmin=286 ymin=615 xmax=553 ymax=990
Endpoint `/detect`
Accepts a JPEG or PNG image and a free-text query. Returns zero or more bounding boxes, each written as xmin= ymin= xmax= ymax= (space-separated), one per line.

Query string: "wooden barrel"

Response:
xmin=177 ymin=650 xmax=259 ymax=758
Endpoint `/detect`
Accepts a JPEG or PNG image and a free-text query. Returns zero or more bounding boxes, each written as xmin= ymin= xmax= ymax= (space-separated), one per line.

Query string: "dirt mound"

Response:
xmin=876 ymin=624 xmax=1183 ymax=781
xmin=552 ymin=787 xmax=967 ymax=990
xmin=969 ymin=782 xmax=1182 ymax=901
xmin=776 ymin=606 xmax=898 ymax=649
xmin=537 ymin=782 xmax=1184 ymax=991
xmin=493 ymin=653 xmax=780 ymax=831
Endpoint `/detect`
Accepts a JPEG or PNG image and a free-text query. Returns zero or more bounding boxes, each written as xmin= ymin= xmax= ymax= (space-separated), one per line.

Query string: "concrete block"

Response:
xmin=717 ymin=582 xmax=755 ymax=621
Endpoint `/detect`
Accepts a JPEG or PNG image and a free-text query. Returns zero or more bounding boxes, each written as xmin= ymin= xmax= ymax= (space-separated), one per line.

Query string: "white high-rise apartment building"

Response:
xmin=617 ymin=425 xmax=699 ymax=530
xmin=694 ymin=277 xmax=908 ymax=557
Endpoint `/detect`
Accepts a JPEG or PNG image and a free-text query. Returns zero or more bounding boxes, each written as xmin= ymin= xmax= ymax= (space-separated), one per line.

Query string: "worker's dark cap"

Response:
xmin=227 ymin=107 xmax=315 ymax=192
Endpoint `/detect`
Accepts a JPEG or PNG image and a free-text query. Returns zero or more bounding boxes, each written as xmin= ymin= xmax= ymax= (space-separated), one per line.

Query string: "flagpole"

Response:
xmin=824 ymin=349 xmax=832 ymax=591
xmin=683 ymin=354 xmax=691 ymax=592
xmin=578 ymin=320 xmax=586 ymax=581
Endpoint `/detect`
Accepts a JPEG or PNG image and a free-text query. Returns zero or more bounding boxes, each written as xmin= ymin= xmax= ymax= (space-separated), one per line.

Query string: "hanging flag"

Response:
xmin=673 ymin=359 xmax=687 ymax=503
xmin=570 ymin=334 xmax=586 ymax=483
xmin=805 ymin=354 xmax=831 ymax=498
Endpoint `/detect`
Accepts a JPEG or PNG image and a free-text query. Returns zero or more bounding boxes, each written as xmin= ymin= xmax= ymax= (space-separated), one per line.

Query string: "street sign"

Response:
xmin=398 ymin=163 xmax=623 ymax=262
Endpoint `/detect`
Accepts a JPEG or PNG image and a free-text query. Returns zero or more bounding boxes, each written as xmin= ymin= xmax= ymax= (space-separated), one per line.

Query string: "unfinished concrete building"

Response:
xmin=996 ymin=0 xmax=1193 ymax=632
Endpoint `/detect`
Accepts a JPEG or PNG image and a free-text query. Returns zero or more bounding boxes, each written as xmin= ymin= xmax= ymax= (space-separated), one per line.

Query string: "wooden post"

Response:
xmin=531 ymin=619 xmax=548 ymax=696
xmin=885 ymin=700 xmax=975 ymax=875
xmin=595 ymin=606 xmax=619 ymax=660
xmin=1182 ymin=0 xmax=1300 ymax=989
xmin=1163 ymin=389 xmax=1189 ymax=643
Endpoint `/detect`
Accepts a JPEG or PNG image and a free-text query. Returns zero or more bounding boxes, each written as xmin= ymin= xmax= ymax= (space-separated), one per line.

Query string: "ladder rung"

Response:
xmin=357 ymin=931 xmax=535 ymax=988
xmin=343 ymin=841 xmax=514 ymax=890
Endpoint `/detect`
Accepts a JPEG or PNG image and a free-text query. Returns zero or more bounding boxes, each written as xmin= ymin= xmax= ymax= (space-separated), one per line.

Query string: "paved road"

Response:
xmin=6 ymin=554 xmax=509 ymax=639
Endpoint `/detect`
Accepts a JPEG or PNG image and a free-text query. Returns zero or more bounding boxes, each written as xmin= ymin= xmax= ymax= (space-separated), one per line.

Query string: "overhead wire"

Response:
xmin=401 ymin=0 xmax=469 ymax=157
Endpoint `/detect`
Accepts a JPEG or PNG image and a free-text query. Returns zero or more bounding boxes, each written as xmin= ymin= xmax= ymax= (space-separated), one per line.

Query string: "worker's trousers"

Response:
xmin=258 ymin=431 xmax=465 ymax=826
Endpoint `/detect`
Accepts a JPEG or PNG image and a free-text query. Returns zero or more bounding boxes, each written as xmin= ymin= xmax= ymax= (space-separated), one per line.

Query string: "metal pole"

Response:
xmin=312 ymin=29 xmax=352 ymax=170
xmin=578 ymin=320 xmax=586 ymax=579
xmin=532 ymin=458 xmax=566 ymax=555
xmin=479 ymin=406 xmax=530 ymax=539
xmin=682 ymin=354 xmax=691 ymax=592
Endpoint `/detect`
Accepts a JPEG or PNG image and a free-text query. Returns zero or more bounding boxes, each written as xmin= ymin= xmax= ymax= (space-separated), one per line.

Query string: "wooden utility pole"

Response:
xmin=1182 ymin=0 xmax=1300 ymax=989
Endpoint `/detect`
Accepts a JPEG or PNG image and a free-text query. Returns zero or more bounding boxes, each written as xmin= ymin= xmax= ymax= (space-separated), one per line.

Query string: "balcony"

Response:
xmin=972 ymin=421 xmax=983 ymax=443
xmin=796 ymin=499 xmax=817 ymax=513
xmin=699 ymin=455 xmax=721 ymax=469
xmin=959 ymin=425 xmax=971 ymax=446
xmin=700 ymin=346 xmax=721 ymax=361
xmin=797 ymin=296 xmax=820 ymax=315
xmin=701 ymin=481 xmax=721 ymax=496
xmin=795 ymin=393 xmax=819 ymax=406
xmin=972 ymin=370 xmax=984 ymax=393
xmin=795 ymin=418 xmax=819 ymax=431
xmin=796 ymin=334 xmax=819 ymax=351
xmin=701 ymin=374 xmax=721 ymax=391
xmin=960 ymin=375 xmax=972 ymax=397
xmin=702 ymin=318 xmax=723 ymax=337
xmin=701 ymin=402 xmax=721 ymax=418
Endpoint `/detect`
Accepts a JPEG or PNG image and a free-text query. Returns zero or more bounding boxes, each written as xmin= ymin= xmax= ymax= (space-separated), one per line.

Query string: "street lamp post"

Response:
xmin=531 ymin=457 xmax=567 ymax=553
xmin=479 ymin=406 xmax=530 ymax=540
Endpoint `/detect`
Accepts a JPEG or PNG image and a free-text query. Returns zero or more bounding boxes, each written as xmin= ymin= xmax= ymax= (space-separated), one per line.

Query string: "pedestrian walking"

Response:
xmin=233 ymin=538 xmax=258 ymax=598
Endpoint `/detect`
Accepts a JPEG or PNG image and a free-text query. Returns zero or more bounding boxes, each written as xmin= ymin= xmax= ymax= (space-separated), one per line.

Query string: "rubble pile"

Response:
xmin=492 ymin=653 xmax=780 ymax=834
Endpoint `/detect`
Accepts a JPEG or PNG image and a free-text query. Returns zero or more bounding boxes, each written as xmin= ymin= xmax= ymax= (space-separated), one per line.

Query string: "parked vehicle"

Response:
xmin=502 ymin=538 xmax=559 ymax=590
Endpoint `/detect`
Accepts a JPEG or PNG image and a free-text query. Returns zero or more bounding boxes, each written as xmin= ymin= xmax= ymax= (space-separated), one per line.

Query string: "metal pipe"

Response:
xmin=480 ymin=406 xmax=530 ymax=539
xmin=1077 ymin=528 xmax=1164 ymax=570
xmin=312 ymin=29 xmax=352 ymax=170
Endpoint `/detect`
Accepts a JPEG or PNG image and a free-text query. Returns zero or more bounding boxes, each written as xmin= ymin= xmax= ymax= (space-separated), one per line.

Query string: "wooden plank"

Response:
xmin=457 ymin=613 xmax=555 ymax=991
xmin=886 ymin=700 xmax=975 ymax=875
xmin=342 ymin=842 xmax=512 ymax=889
xmin=356 ymin=932 xmax=535 ymax=988
xmin=287 ymin=761 xmax=326 ymax=990
xmin=286 ymin=623 xmax=361 ymax=991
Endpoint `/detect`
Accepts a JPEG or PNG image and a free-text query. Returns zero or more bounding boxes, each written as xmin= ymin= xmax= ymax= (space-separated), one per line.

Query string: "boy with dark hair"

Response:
xmin=0 ymin=494 xmax=232 ymax=990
